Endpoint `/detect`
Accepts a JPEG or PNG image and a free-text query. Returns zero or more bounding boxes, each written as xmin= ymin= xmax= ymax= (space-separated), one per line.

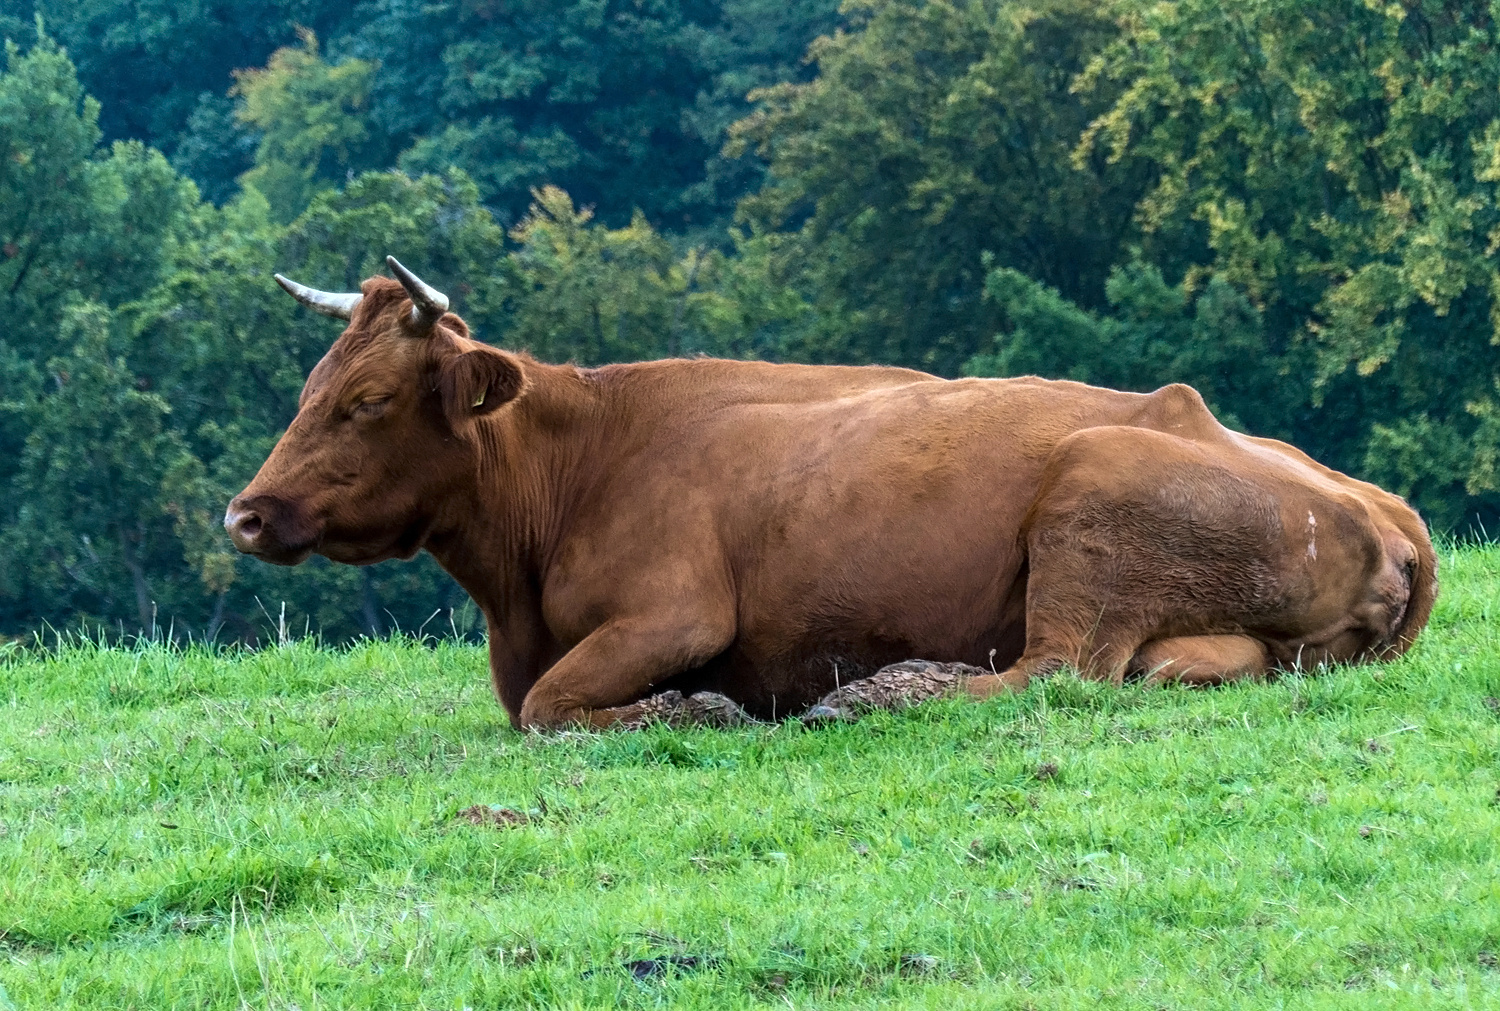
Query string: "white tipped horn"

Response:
xmin=386 ymin=255 xmax=450 ymax=332
xmin=274 ymin=274 xmax=362 ymax=320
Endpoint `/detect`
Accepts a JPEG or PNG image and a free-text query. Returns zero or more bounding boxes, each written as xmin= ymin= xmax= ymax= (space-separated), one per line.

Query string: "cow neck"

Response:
xmin=426 ymin=358 xmax=608 ymax=613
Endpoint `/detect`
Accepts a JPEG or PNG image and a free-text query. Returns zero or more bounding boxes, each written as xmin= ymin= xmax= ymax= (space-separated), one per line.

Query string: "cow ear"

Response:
xmin=439 ymin=346 xmax=526 ymax=430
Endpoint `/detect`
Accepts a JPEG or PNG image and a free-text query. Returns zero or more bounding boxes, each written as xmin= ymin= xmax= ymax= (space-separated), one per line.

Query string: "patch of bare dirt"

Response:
xmin=455 ymin=805 xmax=531 ymax=828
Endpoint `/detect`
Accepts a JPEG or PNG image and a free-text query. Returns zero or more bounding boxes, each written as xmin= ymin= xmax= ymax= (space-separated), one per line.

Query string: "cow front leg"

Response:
xmin=517 ymin=614 xmax=736 ymax=731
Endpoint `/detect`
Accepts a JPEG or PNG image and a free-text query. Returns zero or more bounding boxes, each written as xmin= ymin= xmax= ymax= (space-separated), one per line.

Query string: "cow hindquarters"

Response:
xmin=517 ymin=613 xmax=735 ymax=730
xmin=1002 ymin=426 xmax=1288 ymax=688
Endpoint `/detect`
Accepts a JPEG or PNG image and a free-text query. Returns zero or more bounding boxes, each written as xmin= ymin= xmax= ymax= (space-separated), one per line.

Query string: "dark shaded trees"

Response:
xmin=738 ymin=0 xmax=1500 ymax=528
xmin=730 ymin=0 xmax=1146 ymax=373
xmin=3 ymin=0 xmax=1498 ymax=641
xmin=1 ymin=0 xmax=843 ymax=232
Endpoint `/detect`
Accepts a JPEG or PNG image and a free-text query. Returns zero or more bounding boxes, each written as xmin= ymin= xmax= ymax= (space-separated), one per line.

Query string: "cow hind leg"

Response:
xmin=1130 ymin=634 xmax=1271 ymax=686
xmin=959 ymin=656 xmax=1065 ymax=698
xmin=1002 ymin=426 xmax=1288 ymax=691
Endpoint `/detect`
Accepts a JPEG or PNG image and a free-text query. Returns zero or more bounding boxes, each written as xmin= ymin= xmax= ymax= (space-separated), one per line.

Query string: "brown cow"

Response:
xmin=225 ymin=259 xmax=1437 ymax=729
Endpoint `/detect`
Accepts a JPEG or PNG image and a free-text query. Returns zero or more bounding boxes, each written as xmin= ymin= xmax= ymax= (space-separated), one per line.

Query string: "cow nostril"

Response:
xmin=240 ymin=514 xmax=263 ymax=538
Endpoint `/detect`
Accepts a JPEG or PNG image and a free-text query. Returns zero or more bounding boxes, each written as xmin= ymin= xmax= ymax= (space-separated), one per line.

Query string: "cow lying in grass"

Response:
xmin=225 ymin=259 xmax=1437 ymax=730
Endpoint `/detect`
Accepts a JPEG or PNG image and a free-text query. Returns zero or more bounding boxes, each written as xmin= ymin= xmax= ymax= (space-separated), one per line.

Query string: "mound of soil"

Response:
xmin=802 ymin=660 xmax=991 ymax=722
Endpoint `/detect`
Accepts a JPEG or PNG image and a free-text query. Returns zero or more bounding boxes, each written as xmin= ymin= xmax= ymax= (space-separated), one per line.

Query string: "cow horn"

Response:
xmin=386 ymin=255 xmax=450 ymax=332
xmin=273 ymin=274 xmax=362 ymax=320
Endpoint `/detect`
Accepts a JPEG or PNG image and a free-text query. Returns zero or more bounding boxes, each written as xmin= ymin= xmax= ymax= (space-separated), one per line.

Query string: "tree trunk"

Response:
xmin=361 ymin=569 xmax=384 ymax=639
xmin=206 ymin=591 xmax=227 ymax=642
xmin=119 ymin=520 xmax=154 ymax=635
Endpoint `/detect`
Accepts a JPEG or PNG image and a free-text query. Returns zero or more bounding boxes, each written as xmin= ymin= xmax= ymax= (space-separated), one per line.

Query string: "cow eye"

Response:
xmin=352 ymin=397 xmax=392 ymax=420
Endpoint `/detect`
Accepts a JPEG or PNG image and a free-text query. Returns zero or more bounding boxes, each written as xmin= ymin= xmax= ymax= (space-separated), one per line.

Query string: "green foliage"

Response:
xmin=493 ymin=186 xmax=769 ymax=363
xmin=1 ymin=546 xmax=1498 ymax=1005
xmin=0 ymin=35 xmax=209 ymax=635
xmin=731 ymin=0 xmax=1141 ymax=373
xmin=1070 ymin=0 xmax=1500 ymax=525
xmin=493 ymin=187 xmax=688 ymax=363
xmin=379 ymin=0 xmax=842 ymax=232
xmin=0 ymin=0 xmax=349 ymax=161
xmin=2 ymin=0 xmax=842 ymax=231
xmin=0 ymin=35 xmax=196 ymax=355
xmin=233 ymin=29 xmax=378 ymax=223
xmin=966 ymin=262 xmax=1304 ymax=436
xmin=3 ymin=304 xmax=194 ymax=632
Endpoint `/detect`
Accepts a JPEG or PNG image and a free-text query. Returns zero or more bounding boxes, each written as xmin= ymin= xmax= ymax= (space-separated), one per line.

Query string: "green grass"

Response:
xmin=2 ymin=548 xmax=1499 ymax=1009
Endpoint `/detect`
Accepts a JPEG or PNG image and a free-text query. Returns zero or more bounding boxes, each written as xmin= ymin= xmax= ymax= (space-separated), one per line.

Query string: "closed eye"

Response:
xmin=352 ymin=397 xmax=392 ymax=420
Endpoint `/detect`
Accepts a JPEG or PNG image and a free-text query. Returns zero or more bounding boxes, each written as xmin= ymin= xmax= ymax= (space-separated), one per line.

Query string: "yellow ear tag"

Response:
xmin=472 ymin=390 xmax=486 ymax=408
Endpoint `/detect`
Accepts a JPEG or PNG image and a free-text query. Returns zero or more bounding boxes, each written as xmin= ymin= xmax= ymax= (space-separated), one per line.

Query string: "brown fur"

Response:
xmin=226 ymin=278 xmax=1438 ymax=729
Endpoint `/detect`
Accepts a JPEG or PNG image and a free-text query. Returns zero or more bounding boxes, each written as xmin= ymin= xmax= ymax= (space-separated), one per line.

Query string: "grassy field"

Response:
xmin=2 ymin=547 xmax=1498 ymax=1009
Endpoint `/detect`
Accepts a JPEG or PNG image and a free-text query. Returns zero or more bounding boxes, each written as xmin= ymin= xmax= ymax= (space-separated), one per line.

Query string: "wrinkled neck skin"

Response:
xmin=421 ymin=361 xmax=605 ymax=677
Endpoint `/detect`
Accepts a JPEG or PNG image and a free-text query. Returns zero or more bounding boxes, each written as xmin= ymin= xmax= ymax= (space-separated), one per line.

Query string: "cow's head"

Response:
xmin=225 ymin=257 xmax=526 ymax=566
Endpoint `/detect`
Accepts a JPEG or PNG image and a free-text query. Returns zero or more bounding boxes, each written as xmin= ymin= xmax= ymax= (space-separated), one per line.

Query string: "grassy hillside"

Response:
xmin=2 ymin=546 xmax=1498 ymax=1009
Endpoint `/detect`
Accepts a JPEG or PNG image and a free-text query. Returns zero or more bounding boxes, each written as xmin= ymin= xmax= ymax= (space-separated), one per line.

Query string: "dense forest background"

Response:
xmin=0 ymin=0 xmax=1497 ymax=642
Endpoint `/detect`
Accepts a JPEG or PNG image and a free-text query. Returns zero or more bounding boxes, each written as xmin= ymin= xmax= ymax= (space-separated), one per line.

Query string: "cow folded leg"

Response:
xmin=959 ymin=656 xmax=1065 ymax=698
xmin=1130 ymin=634 xmax=1271 ymax=686
xmin=518 ymin=614 xmax=735 ymax=730
xmin=1008 ymin=424 xmax=1291 ymax=689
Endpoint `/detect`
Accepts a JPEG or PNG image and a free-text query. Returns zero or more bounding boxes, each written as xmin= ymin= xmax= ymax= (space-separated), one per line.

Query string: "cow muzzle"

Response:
xmin=224 ymin=493 xmax=319 ymax=565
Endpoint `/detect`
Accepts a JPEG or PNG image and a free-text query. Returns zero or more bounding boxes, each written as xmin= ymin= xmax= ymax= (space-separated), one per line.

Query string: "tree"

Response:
xmin=729 ymin=0 xmax=1143 ymax=374
xmin=2 ymin=304 xmax=200 ymax=634
xmin=4 ymin=0 xmax=847 ymax=231
xmin=494 ymin=186 xmax=695 ymax=363
xmin=966 ymin=261 xmax=1305 ymax=437
xmin=355 ymin=0 xmax=841 ymax=232
xmin=0 ymin=1 xmax=353 ymax=192
xmin=0 ymin=32 xmax=208 ymax=634
xmin=0 ymin=33 xmax=198 ymax=356
xmin=1074 ymin=0 xmax=1500 ymax=527
xmin=234 ymin=29 xmax=379 ymax=223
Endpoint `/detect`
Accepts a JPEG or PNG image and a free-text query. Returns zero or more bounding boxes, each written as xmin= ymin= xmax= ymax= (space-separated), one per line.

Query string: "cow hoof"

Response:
xmin=807 ymin=660 xmax=989 ymax=719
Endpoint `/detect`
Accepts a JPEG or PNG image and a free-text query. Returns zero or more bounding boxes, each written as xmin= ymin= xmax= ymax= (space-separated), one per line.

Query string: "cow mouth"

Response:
xmin=251 ymin=542 xmax=318 ymax=566
xmin=236 ymin=532 xmax=319 ymax=566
